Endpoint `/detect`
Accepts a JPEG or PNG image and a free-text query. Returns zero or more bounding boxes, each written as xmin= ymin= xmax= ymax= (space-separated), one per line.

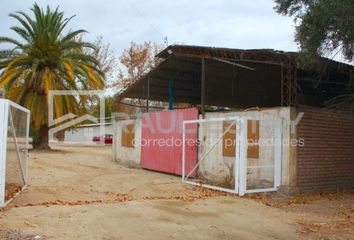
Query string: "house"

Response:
xmin=63 ymin=122 xmax=113 ymax=144
xmin=113 ymin=45 xmax=354 ymax=195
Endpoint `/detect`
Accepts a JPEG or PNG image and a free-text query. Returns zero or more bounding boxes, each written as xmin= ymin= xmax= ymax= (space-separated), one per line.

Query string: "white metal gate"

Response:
xmin=182 ymin=116 xmax=282 ymax=196
xmin=0 ymin=99 xmax=30 ymax=207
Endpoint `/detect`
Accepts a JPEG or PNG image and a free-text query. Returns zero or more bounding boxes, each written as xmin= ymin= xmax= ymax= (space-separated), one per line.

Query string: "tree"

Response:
xmin=116 ymin=41 xmax=163 ymax=88
xmin=274 ymin=0 xmax=354 ymax=62
xmin=114 ymin=41 xmax=164 ymax=114
xmin=0 ymin=4 xmax=104 ymax=149
xmin=84 ymin=36 xmax=117 ymax=83
xmin=91 ymin=96 xmax=117 ymax=118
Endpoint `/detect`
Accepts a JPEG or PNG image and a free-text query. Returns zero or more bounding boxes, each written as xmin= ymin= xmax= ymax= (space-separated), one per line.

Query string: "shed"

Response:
xmin=114 ymin=45 xmax=354 ymax=194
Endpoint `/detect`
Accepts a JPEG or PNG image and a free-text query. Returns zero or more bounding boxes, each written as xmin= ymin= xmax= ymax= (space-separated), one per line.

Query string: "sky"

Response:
xmin=0 ymin=0 xmax=299 ymax=94
xmin=0 ymin=0 xmax=298 ymax=56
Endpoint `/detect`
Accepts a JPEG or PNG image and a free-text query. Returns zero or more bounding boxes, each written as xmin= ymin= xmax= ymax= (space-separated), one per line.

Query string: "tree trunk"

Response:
xmin=37 ymin=124 xmax=50 ymax=150
xmin=55 ymin=130 xmax=65 ymax=141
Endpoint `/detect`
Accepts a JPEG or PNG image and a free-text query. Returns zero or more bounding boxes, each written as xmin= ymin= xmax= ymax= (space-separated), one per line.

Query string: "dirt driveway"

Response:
xmin=0 ymin=146 xmax=353 ymax=239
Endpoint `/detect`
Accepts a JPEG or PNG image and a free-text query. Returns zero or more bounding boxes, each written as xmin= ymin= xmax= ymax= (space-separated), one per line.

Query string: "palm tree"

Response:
xmin=0 ymin=4 xmax=105 ymax=149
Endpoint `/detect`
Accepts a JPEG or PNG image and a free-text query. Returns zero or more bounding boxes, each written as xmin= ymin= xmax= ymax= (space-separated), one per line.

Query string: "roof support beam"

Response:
xmin=210 ymin=57 xmax=255 ymax=71
xmin=146 ymin=77 xmax=150 ymax=112
xmin=201 ymin=58 xmax=206 ymax=116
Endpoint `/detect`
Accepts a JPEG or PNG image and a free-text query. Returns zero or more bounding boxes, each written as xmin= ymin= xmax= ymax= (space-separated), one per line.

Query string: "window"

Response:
xmin=121 ymin=124 xmax=135 ymax=148
xmin=222 ymin=120 xmax=260 ymax=158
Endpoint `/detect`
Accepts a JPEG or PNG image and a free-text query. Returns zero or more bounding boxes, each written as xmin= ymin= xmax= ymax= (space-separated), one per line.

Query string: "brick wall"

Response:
xmin=296 ymin=106 xmax=354 ymax=192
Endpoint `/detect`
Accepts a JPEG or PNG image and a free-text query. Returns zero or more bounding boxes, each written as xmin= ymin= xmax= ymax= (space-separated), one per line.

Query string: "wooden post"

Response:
xmin=201 ymin=58 xmax=206 ymax=116
xmin=146 ymin=78 xmax=150 ymax=112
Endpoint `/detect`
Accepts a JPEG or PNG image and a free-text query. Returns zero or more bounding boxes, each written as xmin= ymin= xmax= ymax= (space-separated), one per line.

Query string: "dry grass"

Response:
xmin=5 ymin=184 xmax=22 ymax=201
xmin=6 ymin=192 xmax=132 ymax=209
xmin=5 ymin=187 xmax=229 ymax=209
xmin=142 ymin=187 xmax=231 ymax=202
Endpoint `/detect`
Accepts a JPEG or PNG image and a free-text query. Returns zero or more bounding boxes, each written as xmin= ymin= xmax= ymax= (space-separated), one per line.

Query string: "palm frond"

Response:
xmin=0 ymin=37 xmax=24 ymax=47
xmin=61 ymin=29 xmax=88 ymax=43
xmin=1 ymin=3 xmax=106 ymax=132
xmin=10 ymin=26 xmax=32 ymax=43
xmin=16 ymin=11 xmax=37 ymax=37
xmin=9 ymin=13 xmax=34 ymax=40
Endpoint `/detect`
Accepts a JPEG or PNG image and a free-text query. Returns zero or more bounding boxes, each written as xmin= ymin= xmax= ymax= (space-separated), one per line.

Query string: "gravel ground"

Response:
xmin=0 ymin=146 xmax=352 ymax=239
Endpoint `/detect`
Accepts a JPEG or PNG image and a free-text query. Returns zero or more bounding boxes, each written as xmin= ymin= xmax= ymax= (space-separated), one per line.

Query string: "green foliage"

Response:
xmin=0 ymin=3 xmax=105 ymax=148
xmin=104 ymin=96 xmax=116 ymax=118
xmin=275 ymin=0 xmax=354 ymax=62
xmin=91 ymin=96 xmax=117 ymax=118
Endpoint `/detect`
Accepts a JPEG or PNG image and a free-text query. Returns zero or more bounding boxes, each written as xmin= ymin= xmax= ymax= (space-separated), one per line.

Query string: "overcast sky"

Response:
xmin=1 ymin=0 xmax=298 ymax=57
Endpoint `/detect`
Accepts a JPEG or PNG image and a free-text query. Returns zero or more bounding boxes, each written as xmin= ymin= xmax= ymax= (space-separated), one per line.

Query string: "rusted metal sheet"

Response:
xmin=140 ymin=108 xmax=198 ymax=176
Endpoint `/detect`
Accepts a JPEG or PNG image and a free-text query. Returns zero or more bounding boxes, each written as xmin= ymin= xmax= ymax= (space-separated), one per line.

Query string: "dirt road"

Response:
xmin=0 ymin=146 xmax=352 ymax=239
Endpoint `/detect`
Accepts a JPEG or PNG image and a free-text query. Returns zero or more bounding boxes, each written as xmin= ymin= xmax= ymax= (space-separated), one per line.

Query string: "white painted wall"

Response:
xmin=111 ymin=107 xmax=292 ymax=190
xmin=64 ymin=124 xmax=112 ymax=144
xmin=112 ymin=119 xmax=142 ymax=168
xmin=199 ymin=107 xmax=291 ymax=188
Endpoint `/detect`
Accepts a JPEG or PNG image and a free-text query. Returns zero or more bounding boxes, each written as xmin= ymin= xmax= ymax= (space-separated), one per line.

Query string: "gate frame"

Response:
xmin=182 ymin=115 xmax=282 ymax=196
xmin=0 ymin=99 xmax=30 ymax=207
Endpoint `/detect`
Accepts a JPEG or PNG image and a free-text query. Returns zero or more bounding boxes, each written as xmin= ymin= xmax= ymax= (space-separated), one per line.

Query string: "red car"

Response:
xmin=92 ymin=134 xmax=113 ymax=144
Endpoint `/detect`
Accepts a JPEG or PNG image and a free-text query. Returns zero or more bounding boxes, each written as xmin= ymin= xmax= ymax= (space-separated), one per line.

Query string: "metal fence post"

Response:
xmin=0 ymin=100 xmax=9 ymax=206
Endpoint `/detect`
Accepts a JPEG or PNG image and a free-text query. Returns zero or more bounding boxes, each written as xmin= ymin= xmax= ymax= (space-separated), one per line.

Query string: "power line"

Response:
xmin=126 ymin=0 xmax=165 ymax=41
